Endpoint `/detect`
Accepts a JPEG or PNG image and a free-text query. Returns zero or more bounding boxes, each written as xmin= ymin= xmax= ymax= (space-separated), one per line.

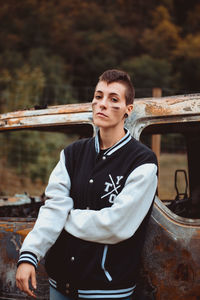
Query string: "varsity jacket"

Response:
xmin=18 ymin=129 xmax=158 ymax=299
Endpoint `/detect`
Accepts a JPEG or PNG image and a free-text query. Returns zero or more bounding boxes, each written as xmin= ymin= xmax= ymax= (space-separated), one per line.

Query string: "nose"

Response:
xmin=99 ymin=96 xmax=108 ymax=109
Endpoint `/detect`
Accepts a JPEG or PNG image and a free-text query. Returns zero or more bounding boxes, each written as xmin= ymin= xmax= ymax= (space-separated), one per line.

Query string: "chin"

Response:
xmin=93 ymin=119 xmax=107 ymax=128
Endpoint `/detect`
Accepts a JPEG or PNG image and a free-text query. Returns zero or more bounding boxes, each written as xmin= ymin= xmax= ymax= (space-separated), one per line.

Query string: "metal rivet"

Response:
xmin=71 ymin=256 xmax=75 ymax=262
xmin=89 ymin=179 xmax=93 ymax=183
xmin=66 ymin=289 xmax=69 ymax=294
xmin=102 ymin=156 xmax=106 ymax=160
xmin=66 ymin=283 xmax=70 ymax=288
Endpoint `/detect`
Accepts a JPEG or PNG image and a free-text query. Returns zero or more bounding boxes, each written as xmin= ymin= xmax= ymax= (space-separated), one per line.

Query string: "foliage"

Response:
xmin=0 ymin=0 xmax=199 ymax=110
xmin=0 ymin=49 xmax=75 ymax=112
xmin=140 ymin=6 xmax=181 ymax=59
xmin=0 ymin=64 xmax=45 ymax=111
xmin=121 ymin=55 xmax=172 ymax=89
xmin=0 ymin=1 xmax=199 ymax=108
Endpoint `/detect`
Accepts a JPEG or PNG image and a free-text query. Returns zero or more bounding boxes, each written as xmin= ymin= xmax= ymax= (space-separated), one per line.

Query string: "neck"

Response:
xmin=99 ymin=126 xmax=126 ymax=150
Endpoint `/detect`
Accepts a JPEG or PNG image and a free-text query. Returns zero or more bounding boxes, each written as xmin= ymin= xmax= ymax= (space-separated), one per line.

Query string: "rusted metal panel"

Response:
xmin=0 ymin=103 xmax=93 ymax=131
xmin=0 ymin=112 xmax=93 ymax=131
xmin=1 ymin=94 xmax=200 ymax=131
xmin=133 ymin=94 xmax=200 ymax=117
xmin=0 ymin=103 xmax=92 ymax=120
xmin=0 ymin=219 xmax=49 ymax=299
xmin=139 ymin=198 xmax=200 ymax=300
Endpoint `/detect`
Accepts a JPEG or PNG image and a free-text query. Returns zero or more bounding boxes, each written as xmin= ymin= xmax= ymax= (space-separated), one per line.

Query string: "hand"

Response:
xmin=16 ymin=263 xmax=37 ymax=298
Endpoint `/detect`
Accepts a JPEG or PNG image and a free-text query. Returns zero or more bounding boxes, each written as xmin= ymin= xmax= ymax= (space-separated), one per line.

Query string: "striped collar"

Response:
xmin=95 ymin=128 xmax=132 ymax=156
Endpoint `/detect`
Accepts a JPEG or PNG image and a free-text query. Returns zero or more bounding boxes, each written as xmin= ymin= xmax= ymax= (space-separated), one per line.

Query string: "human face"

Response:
xmin=92 ymin=81 xmax=133 ymax=130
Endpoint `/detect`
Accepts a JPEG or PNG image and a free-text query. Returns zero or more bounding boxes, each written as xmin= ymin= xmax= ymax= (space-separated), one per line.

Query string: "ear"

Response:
xmin=126 ymin=104 xmax=134 ymax=117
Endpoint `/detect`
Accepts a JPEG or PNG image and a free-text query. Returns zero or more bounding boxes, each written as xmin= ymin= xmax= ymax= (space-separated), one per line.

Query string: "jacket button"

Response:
xmin=71 ymin=256 xmax=75 ymax=262
xmin=66 ymin=283 xmax=70 ymax=288
xmin=86 ymin=206 xmax=90 ymax=210
xmin=66 ymin=289 xmax=69 ymax=294
xmin=89 ymin=179 xmax=93 ymax=183
xmin=102 ymin=156 xmax=106 ymax=160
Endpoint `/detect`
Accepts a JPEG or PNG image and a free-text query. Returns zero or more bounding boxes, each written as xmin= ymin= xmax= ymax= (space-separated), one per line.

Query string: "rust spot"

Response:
xmin=174 ymin=263 xmax=194 ymax=282
xmin=6 ymin=119 xmax=22 ymax=126
xmin=16 ymin=227 xmax=33 ymax=238
xmin=0 ymin=224 xmax=14 ymax=231
xmin=181 ymin=249 xmax=191 ymax=258
xmin=145 ymin=103 xmax=172 ymax=116
xmin=2 ymin=227 xmax=14 ymax=233
xmin=165 ymin=98 xmax=190 ymax=105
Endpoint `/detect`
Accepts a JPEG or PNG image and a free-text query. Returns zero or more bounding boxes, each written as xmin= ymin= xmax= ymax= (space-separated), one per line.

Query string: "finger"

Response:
xmin=21 ymin=279 xmax=36 ymax=298
xmin=31 ymin=269 xmax=37 ymax=290
xmin=16 ymin=279 xmax=22 ymax=291
xmin=16 ymin=271 xmax=22 ymax=290
xmin=16 ymin=275 xmax=26 ymax=292
xmin=16 ymin=263 xmax=37 ymax=298
xmin=25 ymin=287 xmax=36 ymax=298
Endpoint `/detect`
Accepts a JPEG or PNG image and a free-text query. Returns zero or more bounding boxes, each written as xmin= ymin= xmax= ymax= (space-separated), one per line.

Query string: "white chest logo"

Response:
xmin=101 ymin=175 xmax=123 ymax=203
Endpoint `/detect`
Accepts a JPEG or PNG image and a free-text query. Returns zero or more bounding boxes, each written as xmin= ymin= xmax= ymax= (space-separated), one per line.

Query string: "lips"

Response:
xmin=96 ymin=112 xmax=108 ymax=118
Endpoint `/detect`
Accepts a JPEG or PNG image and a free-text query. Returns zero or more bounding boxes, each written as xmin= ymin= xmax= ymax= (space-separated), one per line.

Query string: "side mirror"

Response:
xmin=174 ymin=169 xmax=188 ymax=201
xmin=167 ymin=169 xmax=190 ymax=217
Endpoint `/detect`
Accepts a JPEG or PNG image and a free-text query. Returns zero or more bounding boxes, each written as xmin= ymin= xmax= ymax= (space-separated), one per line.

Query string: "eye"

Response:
xmin=95 ymin=95 xmax=102 ymax=100
xmin=111 ymin=97 xmax=118 ymax=103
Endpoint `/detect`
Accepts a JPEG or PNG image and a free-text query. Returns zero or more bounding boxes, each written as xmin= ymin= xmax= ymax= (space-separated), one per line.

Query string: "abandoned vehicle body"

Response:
xmin=0 ymin=94 xmax=200 ymax=299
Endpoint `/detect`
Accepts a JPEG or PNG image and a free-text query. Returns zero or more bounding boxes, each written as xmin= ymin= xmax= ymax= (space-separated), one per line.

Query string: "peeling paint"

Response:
xmin=183 ymin=107 xmax=192 ymax=111
xmin=145 ymin=103 xmax=172 ymax=115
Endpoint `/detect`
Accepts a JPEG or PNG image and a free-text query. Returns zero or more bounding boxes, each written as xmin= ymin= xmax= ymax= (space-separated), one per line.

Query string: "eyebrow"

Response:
xmin=95 ymin=90 xmax=120 ymax=97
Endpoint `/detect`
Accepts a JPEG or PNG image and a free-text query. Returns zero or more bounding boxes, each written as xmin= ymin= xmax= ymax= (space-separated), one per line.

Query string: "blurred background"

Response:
xmin=0 ymin=0 xmax=200 ymax=113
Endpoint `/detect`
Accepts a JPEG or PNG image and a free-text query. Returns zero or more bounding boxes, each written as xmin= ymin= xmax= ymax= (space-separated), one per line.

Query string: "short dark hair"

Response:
xmin=98 ymin=69 xmax=135 ymax=105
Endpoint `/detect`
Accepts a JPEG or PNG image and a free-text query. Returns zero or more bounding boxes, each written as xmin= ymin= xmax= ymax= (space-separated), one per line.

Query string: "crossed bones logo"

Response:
xmin=101 ymin=174 xmax=124 ymax=203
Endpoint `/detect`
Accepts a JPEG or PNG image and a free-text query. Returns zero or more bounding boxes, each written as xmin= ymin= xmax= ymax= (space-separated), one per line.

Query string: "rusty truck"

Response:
xmin=0 ymin=94 xmax=200 ymax=299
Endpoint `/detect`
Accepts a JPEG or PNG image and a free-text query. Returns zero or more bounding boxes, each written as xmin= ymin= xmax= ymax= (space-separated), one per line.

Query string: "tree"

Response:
xmin=173 ymin=34 xmax=200 ymax=91
xmin=121 ymin=55 xmax=172 ymax=96
xmin=0 ymin=65 xmax=45 ymax=112
xmin=140 ymin=5 xmax=181 ymax=59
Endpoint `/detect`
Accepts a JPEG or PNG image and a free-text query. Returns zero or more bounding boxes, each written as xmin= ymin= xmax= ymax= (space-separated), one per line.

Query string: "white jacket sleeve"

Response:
xmin=20 ymin=150 xmax=73 ymax=261
xmin=65 ymin=163 xmax=157 ymax=244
